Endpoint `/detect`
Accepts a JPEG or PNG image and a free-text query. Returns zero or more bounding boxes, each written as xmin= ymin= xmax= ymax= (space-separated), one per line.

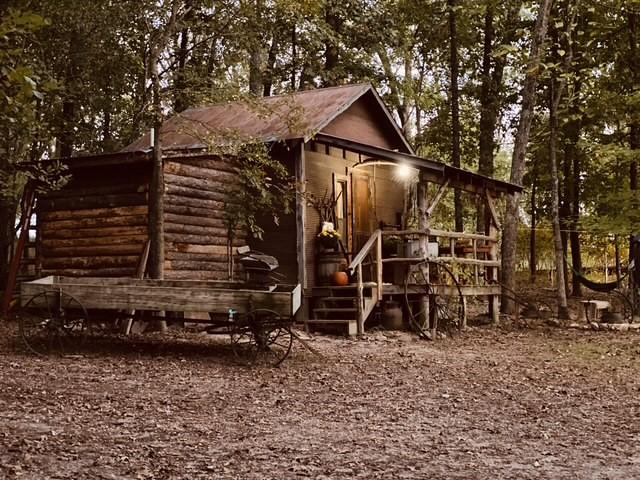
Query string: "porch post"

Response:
xmin=486 ymin=189 xmax=500 ymax=323
xmin=417 ymin=175 xmax=430 ymax=332
xmin=294 ymin=140 xmax=308 ymax=327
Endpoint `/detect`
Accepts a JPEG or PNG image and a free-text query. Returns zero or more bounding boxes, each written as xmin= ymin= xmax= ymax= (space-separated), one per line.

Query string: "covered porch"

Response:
xmin=299 ymin=133 xmax=521 ymax=336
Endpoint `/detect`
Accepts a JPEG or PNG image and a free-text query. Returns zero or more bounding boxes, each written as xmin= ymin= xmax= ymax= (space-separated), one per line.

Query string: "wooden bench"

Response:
xmin=579 ymin=300 xmax=610 ymax=322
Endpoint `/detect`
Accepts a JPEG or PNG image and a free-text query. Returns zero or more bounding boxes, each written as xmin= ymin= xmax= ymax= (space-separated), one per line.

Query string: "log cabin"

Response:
xmin=8 ymin=84 xmax=521 ymax=335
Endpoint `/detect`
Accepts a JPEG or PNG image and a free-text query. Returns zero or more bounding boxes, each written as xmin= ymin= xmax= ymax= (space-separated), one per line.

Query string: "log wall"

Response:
xmin=37 ymin=164 xmax=150 ymax=277
xmin=162 ymin=156 xmax=245 ymax=281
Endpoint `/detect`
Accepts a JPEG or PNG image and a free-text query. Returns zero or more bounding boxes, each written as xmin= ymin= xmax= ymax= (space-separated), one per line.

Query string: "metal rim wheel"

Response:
xmin=229 ymin=309 xmax=293 ymax=366
xmin=404 ymin=261 xmax=466 ymax=338
xmin=403 ymin=261 xmax=433 ymax=339
xmin=429 ymin=261 xmax=466 ymax=332
xmin=18 ymin=290 xmax=88 ymax=356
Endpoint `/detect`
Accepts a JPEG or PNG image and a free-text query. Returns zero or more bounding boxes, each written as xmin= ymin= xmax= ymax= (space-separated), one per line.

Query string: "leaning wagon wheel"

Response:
xmin=17 ymin=290 xmax=88 ymax=356
xmin=429 ymin=261 xmax=466 ymax=332
xmin=404 ymin=261 xmax=466 ymax=338
xmin=229 ymin=309 xmax=293 ymax=367
xmin=404 ymin=261 xmax=434 ymax=339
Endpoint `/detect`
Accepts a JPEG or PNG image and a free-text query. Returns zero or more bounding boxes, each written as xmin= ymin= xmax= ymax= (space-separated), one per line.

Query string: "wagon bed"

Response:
xmin=18 ymin=276 xmax=302 ymax=365
xmin=22 ymin=276 xmax=301 ymax=317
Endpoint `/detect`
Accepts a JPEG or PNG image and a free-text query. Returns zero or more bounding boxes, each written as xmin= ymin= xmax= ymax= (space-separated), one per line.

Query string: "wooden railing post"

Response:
xmin=376 ymin=231 xmax=383 ymax=301
xmin=472 ymin=238 xmax=479 ymax=284
xmin=356 ymin=263 xmax=364 ymax=335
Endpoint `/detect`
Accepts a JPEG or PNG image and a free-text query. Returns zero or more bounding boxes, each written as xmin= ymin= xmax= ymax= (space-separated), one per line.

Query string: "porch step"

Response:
xmin=313 ymin=307 xmax=357 ymax=314
xmin=305 ymin=318 xmax=358 ymax=336
xmin=307 ymin=318 xmax=356 ymax=324
xmin=312 ymin=282 xmax=377 ymax=291
xmin=321 ymin=296 xmax=357 ymax=302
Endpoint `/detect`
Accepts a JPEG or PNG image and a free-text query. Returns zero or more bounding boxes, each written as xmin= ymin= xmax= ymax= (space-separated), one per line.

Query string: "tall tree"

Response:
xmin=501 ymin=0 xmax=553 ymax=314
xmin=449 ymin=0 xmax=463 ymax=231
xmin=476 ymin=1 xmax=521 ymax=232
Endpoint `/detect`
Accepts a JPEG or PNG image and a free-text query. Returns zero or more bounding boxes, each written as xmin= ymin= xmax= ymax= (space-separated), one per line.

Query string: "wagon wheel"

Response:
xmin=428 ymin=261 xmax=466 ymax=332
xmin=17 ymin=290 xmax=88 ymax=356
xmin=404 ymin=261 xmax=465 ymax=338
xmin=229 ymin=309 xmax=293 ymax=367
xmin=403 ymin=260 xmax=434 ymax=339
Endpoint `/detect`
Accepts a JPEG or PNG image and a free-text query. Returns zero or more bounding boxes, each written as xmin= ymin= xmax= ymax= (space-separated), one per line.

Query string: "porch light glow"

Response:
xmin=396 ymin=163 xmax=412 ymax=179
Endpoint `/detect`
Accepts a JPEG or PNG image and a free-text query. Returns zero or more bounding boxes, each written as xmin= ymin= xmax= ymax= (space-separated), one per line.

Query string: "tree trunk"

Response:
xmin=476 ymin=3 xmax=520 ymax=232
xmin=501 ymin=0 xmax=552 ymax=314
xmin=549 ymin=77 xmax=570 ymax=319
xmin=560 ymin=117 xmax=571 ymax=296
xmin=629 ymin=10 xmax=639 ymax=188
xmin=145 ymin=1 xmax=184 ymax=332
xmin=248 ymin=0 xmax=264 ymax=95
xmin=290 ymin=24 xmax=297 ymax=90
xmin=615 ymin=235 xmax=622 ymax=282
xmin=174 ymin=25 xmax=190 ymax=112
xmin=564 ymin=93 xmax=583 ymax=297
xmin=0 ymin=200 xmax=18 ymax=291
xmin=57 ymin=100 xmax=75 ymax=158
xmin=262 ymin=38 xmax=278 ymax=97
xmin=627 ymin=8 xmax=639 ymax=308
xmin=324 ymin=1 xmax=340 ymax=86
xmin=449 ymin=0 xmax=463 ymax=232
xmin=530 ymin=170 xmax=537 ymax=283
xmin=149 ymin=70 xmax=167 ymax=332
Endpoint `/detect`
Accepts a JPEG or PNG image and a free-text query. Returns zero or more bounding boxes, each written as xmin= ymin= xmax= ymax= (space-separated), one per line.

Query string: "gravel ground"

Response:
xmin=1 ymin=319 xmax=639 ymax=479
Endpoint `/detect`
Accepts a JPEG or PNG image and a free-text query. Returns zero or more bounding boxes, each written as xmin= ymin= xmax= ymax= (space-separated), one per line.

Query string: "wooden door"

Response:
xmin=352 ymin=173 xmax=372 ymax=252
xmin=333 ymin=173 xmax=351 ymax=253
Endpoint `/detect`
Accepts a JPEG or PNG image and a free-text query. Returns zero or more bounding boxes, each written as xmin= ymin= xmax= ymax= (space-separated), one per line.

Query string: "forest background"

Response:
xmin=1 ymin=0 xmax=639 ymax=315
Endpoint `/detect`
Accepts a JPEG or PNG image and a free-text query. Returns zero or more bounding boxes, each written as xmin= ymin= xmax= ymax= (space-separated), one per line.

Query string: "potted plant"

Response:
xmin=317 ymin=226 xmax=341 ymax=251
xmin=382 ymin=234 xmax=401 ymax=258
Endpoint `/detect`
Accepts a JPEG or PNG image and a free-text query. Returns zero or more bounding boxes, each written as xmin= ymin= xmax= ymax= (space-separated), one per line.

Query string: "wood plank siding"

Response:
xmin=303 ymin=141 xmax=405 ymax=288
xmin=37 ymin=163 xmax=150 ymax=277
xmin=320 ymin=94 xmax=403 ymax=151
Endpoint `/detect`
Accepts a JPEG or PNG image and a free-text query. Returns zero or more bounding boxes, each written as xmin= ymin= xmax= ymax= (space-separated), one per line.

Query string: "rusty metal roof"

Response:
xmin=123 ymin=84 xmax=413 ymax=153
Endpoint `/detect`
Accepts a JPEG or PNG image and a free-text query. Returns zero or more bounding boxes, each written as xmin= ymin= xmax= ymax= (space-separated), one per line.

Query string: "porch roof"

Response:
xmin=313 ymin=133 xmax=522 ymax=195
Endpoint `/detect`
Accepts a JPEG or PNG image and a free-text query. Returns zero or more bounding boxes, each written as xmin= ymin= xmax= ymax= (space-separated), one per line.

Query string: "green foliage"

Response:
xmin=0 ymin=7 xmax=62 ymax=201
xmin=207 ymin=137 xmax=294 ymax=240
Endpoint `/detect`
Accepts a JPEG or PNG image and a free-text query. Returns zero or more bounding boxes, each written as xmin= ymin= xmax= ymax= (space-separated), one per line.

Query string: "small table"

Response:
xmin=580 ymin=300 xmax=610 ymax=322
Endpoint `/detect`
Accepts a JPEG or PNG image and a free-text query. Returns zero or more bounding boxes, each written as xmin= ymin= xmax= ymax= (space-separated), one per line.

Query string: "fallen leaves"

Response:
xmin=0 ymin=322 xmax=639 ymax=478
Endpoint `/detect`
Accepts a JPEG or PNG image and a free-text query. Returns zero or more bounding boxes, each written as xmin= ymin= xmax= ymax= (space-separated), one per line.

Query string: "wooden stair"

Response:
xmin=309 ymin=283 xmax=378 ymax=336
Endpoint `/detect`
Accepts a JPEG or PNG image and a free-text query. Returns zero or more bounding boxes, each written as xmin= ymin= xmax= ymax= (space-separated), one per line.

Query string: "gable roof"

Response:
xmin=122 ymin=84 xmax=414 ymax=154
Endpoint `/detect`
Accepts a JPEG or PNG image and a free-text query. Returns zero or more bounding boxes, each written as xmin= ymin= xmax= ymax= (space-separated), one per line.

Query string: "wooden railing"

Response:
xmin=344 ymin=227 xmax=500 ymax=333
xmin=380 ymin=229 xmax=499 ymax=286
xmin=347 ymin=229 xmax=383 ymax=332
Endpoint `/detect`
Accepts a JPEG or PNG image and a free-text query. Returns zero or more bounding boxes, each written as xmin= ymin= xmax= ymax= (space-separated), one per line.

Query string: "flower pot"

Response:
xmin=319 ymin=237 xmax=338 ymax=250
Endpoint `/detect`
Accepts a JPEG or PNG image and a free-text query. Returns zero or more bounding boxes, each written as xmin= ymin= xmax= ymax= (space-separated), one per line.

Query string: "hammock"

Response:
xmin=564 ymin=252 xmax=627 ymax=293
xmin=573 ymin=273 xmax=623 ymax=293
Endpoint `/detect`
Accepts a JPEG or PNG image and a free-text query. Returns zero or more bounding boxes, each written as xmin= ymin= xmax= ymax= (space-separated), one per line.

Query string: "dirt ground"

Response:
xmin=1 ymin=316 xmax=639 ymax=479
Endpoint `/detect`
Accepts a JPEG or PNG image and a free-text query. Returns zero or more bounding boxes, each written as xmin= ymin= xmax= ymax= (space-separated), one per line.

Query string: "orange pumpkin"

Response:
xmin=333 ymin=271 xmax=349 ymax=286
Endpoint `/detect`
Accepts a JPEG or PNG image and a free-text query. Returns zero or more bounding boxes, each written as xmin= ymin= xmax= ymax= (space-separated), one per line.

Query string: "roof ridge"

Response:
xmin=179 ymin=83 xmax=372 ymax=114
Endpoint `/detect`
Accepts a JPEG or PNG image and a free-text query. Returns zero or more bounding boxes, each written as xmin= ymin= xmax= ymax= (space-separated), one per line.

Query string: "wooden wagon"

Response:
xmin=18 ymin=276 xmax=302 ymax=365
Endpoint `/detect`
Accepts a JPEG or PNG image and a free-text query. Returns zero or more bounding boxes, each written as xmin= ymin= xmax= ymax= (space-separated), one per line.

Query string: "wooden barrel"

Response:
xmin=316 ymin=252 xmax=347 ymax=285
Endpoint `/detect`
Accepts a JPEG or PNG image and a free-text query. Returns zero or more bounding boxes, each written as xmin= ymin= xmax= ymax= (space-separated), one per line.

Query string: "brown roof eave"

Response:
xmin=313 ymin=133 xmax=522 ymax=195
xmin=18 ymin=150 xmax=152 ymax=170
